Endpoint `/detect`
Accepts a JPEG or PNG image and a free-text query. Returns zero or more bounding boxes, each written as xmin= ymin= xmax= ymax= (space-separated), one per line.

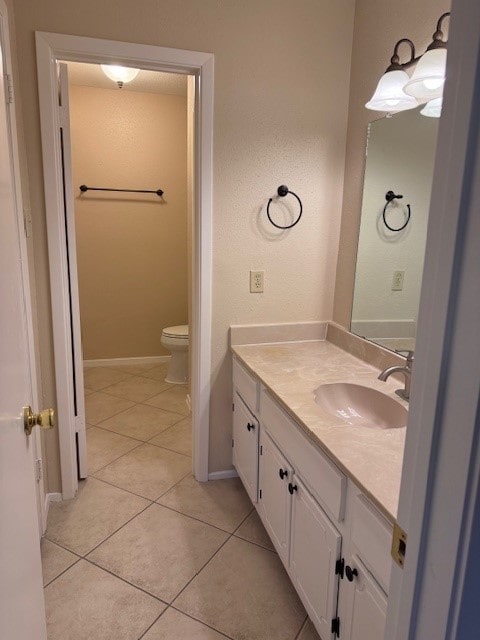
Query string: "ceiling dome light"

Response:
xmin=100 ymin=64 xmax=140 ymax=88
xmin=365 ymin=70 xmax=418 ymax=112
xmin=403 ymin=49 xmax=447 ymax=100
xmin=420 ymin=97 xmax=443 ymax=118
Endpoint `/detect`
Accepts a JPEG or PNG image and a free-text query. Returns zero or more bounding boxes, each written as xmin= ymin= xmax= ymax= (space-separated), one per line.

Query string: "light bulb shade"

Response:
xmin=101 ymin=65 xmax=140 ymax=84
xmin=403 ymin=49 xmax=447 ymax=100
xmin=365 ymin=70 xmax=418 ymax=112
xmin=420 ymin=97 xmax=443 ymax=118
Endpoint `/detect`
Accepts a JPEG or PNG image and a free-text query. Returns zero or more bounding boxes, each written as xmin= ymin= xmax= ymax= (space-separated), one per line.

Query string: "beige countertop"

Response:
xmin=232 ymin=340 xmax=407 ymax=523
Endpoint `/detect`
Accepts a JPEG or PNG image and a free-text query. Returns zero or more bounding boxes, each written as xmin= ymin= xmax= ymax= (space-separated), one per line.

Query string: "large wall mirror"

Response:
xmin=351 ymin=107 xmax=439 ymax=352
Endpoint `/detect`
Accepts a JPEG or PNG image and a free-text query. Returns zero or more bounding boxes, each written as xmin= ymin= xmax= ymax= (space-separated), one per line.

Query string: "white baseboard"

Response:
xmin=84 ymin=355 xmax=170 ymax=368
xmin=208 ymin=469 xmax=239 ymax=481
xmin=44 ymin=492 xmax=62 ymax=526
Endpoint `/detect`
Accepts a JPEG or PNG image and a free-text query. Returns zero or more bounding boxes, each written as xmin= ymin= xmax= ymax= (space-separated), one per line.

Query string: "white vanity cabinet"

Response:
xmin=231 ymin=358 xmax=394 ymax=640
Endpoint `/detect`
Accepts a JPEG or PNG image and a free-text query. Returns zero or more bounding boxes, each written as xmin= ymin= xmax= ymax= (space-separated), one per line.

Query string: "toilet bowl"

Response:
xmin=161 ymin=325 xmax=189 ymax=384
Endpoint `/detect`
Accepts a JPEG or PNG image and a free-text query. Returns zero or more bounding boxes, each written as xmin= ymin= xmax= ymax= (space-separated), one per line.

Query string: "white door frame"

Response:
xmin=386 ymin=0 xmax=480 ymax=637
xmin=35 ymin=32 xmax=213 ymax=499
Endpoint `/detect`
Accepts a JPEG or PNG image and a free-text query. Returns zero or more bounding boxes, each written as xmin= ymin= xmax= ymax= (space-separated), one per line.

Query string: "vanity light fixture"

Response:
xmin=101 ymin=64 xmax=140 ymax=88
xmin=420 ymin=97 xmax=443 ymax=118
xmin=366 ymin=12 xmax=450 ymax=115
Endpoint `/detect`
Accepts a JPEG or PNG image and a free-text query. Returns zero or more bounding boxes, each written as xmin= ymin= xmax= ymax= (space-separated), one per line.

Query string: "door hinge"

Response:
xmin=232 ymin=402 xmax=235 ymax=412
xmin=5 ymin=74 xmax=14 ymax=104
xmin=259 ymin=489 xmax=262 ymax=499
xmin=58 ymin=104 xmax=68 ymax=128
xmin=260 ymin=444 xmax=263 ymax=455
xmin=34 ymin=458 xmax=43 ymax=483
xmin=392 ymin=522 xmax=407 ymax=568
xmin=232 ymin=438 xmax=234 ymax=448
xmin=23 ymin=209 xmax=33 ymax=238
xmin=335 ymin=557 xmax=345 ymax=579
xmin=331 ymin=617 xmax=340 ymax=637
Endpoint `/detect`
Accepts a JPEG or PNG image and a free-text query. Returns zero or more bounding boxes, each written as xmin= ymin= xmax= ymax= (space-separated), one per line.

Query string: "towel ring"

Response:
xmin=382 ymin=190 xmax=411 ymax=232
xmin=267 ymin=185 xmax=303 ymax=229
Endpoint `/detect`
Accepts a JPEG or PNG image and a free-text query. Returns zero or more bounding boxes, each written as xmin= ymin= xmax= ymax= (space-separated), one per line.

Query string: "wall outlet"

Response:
xmin=392 ymin=270 xmax=405 ymax=291
xmin=250 ymin=270 xmax=264 ymax=293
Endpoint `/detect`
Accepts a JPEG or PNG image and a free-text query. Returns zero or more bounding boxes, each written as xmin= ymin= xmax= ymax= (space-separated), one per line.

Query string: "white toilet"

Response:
xmin=161 ymin=324 xmax=189 ymax=384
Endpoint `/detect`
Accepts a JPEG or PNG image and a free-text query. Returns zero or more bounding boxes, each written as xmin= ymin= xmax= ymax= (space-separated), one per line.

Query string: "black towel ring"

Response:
xmin=382 ymin=190 xmax=411 ymax=232
xmin=267 ymin=185 xmax=303 ymax=229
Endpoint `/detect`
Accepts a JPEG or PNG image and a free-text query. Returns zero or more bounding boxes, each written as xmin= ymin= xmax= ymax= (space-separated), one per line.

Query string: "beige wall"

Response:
xmin=11 ymin=0 xmax=355 ymax=488
xmin=333 ymin=0 xmax=451 ymax=327
xmin=69 ymin=84 xmax=188 ymax=360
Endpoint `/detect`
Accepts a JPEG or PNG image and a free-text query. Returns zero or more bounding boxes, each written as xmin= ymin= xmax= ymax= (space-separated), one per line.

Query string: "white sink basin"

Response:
xmin=314 ymin=383 xmax=407 ymax=429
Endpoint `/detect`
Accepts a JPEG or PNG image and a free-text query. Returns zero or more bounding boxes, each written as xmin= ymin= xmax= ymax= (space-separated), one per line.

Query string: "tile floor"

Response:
xmin=41 ymin=362 xmax=320 ymax=640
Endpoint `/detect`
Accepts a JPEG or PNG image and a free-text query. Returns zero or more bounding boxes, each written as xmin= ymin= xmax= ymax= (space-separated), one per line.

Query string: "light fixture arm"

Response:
xmin=427 ymin=12 xmax=450 ymax=51
xmin=386 ymin=38 xmax=417 ymax=72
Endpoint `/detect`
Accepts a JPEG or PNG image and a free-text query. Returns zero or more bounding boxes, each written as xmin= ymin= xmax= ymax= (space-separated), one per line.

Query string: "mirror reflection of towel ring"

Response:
xmin=267 ymin=185 xmax=303 ymax=229
xmin=382 ymin=190 xmax=411 ymax=232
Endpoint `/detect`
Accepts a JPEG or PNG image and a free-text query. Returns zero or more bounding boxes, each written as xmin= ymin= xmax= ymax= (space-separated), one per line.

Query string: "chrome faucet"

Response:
xmin=378 ymin=351 xmax=414 ymax=401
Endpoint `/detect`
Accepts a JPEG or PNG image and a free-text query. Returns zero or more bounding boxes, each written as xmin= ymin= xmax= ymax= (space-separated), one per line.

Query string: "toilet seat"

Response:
xmin=162 ymin=325 xmax=188 ymax=340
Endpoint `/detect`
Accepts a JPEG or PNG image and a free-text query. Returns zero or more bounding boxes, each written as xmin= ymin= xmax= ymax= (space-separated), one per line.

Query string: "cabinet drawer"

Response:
xmin=233 ymin=358 xmax=259 ymax=413
xmin=261 ymin=389 xmax=346 ymax=521
xmin=351 ymin=495 xmax=393 ymax=593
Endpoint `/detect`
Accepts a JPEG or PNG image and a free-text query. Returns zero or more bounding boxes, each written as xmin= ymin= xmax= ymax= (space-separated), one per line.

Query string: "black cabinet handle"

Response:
xmin=279 ymin=468 xmax=288 ymax=480
xmin=345 ymin=566 xmax=358 ymax=582
xmin=288 ymin=482 xmax=298 ymax=495
xmin=246 ymin=423 xmax=255 ymax=432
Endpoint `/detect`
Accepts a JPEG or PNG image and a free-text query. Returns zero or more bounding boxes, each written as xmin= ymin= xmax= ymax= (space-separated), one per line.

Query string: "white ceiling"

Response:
xmin=65 ymin=61 xmax=188 ymax=96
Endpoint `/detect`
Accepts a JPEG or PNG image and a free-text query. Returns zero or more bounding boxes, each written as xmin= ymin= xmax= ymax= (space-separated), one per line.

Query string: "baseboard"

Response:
xmin=84 ymin=355 xmax=170 ymax=368
xmin=208 ymin=469 xmax=239 ymax=481
xmin=44 ymin=492 xmax=62 ymax=526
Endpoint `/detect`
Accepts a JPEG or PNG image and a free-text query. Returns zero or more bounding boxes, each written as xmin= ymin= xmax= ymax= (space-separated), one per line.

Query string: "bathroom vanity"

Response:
xmin=231 ymin=333 xmax=407 ymax=640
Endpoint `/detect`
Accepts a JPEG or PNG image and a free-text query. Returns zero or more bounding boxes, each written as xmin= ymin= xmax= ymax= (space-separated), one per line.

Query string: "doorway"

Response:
xmin=36 ymin=33 xmax=214 ymax=501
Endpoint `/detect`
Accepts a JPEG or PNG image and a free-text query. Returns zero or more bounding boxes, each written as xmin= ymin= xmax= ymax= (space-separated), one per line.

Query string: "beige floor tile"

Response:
xmin=234 ymin=509 xmax=275 ymax=551
xmin=143 ymin=608 xmax=230 ymax=639
xmin=45 ymin=560 xmax=165 ymax=640
xmin=86 ymin=427 xmax=140 ymax=474
xmin=158 ymin=475 xmax=252 ymax=533
xmin=94 ymin=443 xmax=192 ymax=500
xmin=174 ymin=537 xmax=306 ymax=640
xmin=98 ymin=403 xmax=183 ymax=441
xmin=85 ymin=392 xmax=135 ymax=425
xmin=140 ymin=362 xmax=170 ymax=381
xmin=102 ymin=375 xmax=171 ymax=403
xmin=40 ymin=539 xmax=78 ymax=586
xmin=297 ymin=618 xmax=321 ymax=640
xmin=111 ymin=362 xmax=160 ymax=375
xmin=45 ymin=477 xmax=149 ymax=555
xmin=88 ymin=504 xmax=228 ymax=603
xmin=146 ymin=385 xmax=190 ymax=415
xmin=149 ymin=416 xmax=192 ymax=456
xmin=83 ymin=367 xmax=133 ymax=391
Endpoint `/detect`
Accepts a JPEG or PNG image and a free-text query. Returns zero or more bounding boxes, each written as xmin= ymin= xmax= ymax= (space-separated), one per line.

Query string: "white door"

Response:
xmin=289 ymin=475 xmax=342 ymax=639
xmin=258 ymin=430 xmax=293 ymax=564
xmin=58 ymin=62 xmax=87 ymax=478
xmin=232 ymin=392 xmax=259 ymax=502
xmin=0 ymin=4 xmax=47 ymax=637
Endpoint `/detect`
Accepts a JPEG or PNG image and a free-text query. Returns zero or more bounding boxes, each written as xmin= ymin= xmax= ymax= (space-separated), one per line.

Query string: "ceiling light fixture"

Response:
xmin=100 ymin=64 xmax=140 ymax=89
xmin=366 ymin=12 xmax=450 ymax=117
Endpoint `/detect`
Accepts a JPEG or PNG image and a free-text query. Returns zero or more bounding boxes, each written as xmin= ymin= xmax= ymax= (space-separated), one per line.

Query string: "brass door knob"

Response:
xmin=23 ymin=406 xmax=55 ymax=436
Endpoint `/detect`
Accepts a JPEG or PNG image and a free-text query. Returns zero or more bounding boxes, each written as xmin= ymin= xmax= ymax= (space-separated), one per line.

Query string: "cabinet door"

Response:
xmin=232 ymin=392 xmax=259 ymax=502
xmin=343 ymin=556 xmax=387 ymax=640
xmin=289 ymin=475 xmax=342 ymax=640
xmin=258 ymin=430 xmax=293 ymax=564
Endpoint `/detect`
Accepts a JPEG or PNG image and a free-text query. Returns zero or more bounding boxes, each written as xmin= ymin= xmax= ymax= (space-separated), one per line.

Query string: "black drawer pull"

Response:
xmin=279 ymin=468 xmax=288 ymax=480
xmin=246 ymin=422 xmax=255 ymax=432
xmin=288 ymin=482 xmax=298 ymax=495
xmin=345 ymin=566 xmax=358 ymax=582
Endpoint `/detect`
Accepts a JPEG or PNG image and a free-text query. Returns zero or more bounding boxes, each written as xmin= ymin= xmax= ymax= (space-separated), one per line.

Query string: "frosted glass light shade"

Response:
xmin=101 ymin=65 xmax=140 ymax=85
xmin=420 ymin=97 xmax=443 ymax=118
xmin=404 ymin=49 xmax=447 ymax=100
xmin=366 ymin=70 xmax=418 ymax=112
